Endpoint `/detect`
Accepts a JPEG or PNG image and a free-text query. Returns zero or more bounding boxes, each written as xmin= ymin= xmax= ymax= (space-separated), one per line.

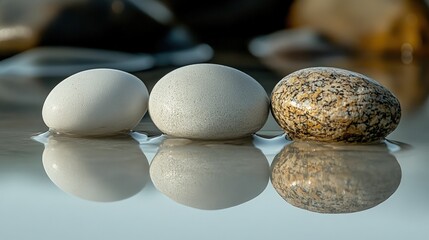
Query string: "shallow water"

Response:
xmin=1 ymin=60 xmax=429 ymax=240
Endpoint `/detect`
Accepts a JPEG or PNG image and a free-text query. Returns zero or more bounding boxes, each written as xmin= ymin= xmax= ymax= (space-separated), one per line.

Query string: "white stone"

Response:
xmin=42 ymin=68 xmax=149 ymax=136
xmin=149 ymin=138 xmax=270 ymax=210
xmin=148 ymin=63 xmax=269 ymax=140
xmin=42 ymin=135 xmax=149 ymax=202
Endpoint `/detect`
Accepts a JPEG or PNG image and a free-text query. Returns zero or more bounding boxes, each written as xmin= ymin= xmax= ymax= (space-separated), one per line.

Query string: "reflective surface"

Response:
xmin=1 ymin=55 xmax=429 ymax=240
xmin=271 ymin=141 xmax=402 ymax=213
xmin=38 ymin=134 xmax=150 ymax=202
xmin=150 ymin=138 xmax=269 ymax=210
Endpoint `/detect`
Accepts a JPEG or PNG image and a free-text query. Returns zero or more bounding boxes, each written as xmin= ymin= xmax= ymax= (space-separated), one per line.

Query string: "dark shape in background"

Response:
xmin=163 ymin=0 xmax=293 ymax=50
xmin=0 ymin=0 xmax=292 ymax=58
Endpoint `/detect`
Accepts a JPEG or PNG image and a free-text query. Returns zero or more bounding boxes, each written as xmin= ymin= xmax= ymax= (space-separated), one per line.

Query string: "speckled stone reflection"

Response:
xmin=40 ymin=134 xmax=150 ymax=202
xmin=150 ymin=137 xmax=270 ymax=210
xmin=271 ymin=141 xmax=401 ymax=213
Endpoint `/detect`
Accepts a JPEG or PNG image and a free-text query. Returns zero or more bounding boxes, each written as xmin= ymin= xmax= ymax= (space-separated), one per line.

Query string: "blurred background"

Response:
xmin=0 ymin=0 xmax=291 ymax=55
xmin=2 ymin=0 xmax=429 ymax=111
xmin=1 ymin=0 xmax=429 ymax=55
xmin=1 ymin=0 xmax=429 ymax=111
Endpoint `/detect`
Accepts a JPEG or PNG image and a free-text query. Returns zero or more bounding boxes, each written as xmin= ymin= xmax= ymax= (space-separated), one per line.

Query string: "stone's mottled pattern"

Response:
xmin=271 ymin=141 xmax=402 ymax=213
xmin=271 ymin=67 xmax=401 ymax=143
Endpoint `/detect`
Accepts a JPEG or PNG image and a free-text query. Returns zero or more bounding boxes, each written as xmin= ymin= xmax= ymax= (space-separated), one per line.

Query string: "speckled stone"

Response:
xmin=149 ymin=63 xmax=269 ymax=140
xmin=271 ymin=141 xmax=402 ymax=213
xmin=271 ymin=67 xmax=401 ymax=143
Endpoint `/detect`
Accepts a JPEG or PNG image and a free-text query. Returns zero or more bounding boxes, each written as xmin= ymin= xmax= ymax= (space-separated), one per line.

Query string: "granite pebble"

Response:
xmin=271 ymin=141 xmax=402 ymax=213
xmin=270 ymin=67 xmax=401 ymax=143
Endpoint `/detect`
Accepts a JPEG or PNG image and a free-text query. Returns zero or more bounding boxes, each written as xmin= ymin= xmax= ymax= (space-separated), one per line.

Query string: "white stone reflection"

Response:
xmin=40 ymin=134 xmax=149 ymax=202
xmin=150 ymin=138 xmax=270 ymax=210
xmin=271 ymin=141 xmax=402 ymax=213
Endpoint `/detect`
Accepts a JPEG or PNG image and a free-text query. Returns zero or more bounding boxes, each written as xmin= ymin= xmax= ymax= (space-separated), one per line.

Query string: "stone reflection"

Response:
xmin=271 ymin=141 xmax=402 ymax=213
xmin=41 ymin=134 xmax=149 ymax=202
xmin=150 ymin=138 xmax=270 ymax=210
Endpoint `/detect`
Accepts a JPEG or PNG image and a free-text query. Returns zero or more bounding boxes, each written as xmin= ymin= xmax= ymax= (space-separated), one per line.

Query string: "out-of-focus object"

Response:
xmin=288 ymin=0 xmax=429 ymax=55
xmin=42 ymin=69 xmax=149 ymax=136
xmin=0 ymin=0 xmax=175 ymax=56
xmin=271 ymin=141 xmax=402 ymax=213
xmin=162 ymin=0 xmax=293 ymax=49
xmin=0 ymin=76 xmax=47 ymax=107
xmin=271 ymin=67 xmax=402 ymax=143
xmin=35 ymin=133 xmax=149 ymax=202
xmin=149 ymin=63 xmax=269 ymax=140
xmin=0 ymin=47 xmax=154 ymax=77
xmin=150 ymin=138 xmax=269 ymax=210
xmin=0 ymin=0 xmax=212 ymax=58
xmin=0 ymin=44 xmax=212 ymax=77
xmin=0 ymin=0 xmax=214 ymax=76
xmin=249 ymin=28 xmax=340 ymax=59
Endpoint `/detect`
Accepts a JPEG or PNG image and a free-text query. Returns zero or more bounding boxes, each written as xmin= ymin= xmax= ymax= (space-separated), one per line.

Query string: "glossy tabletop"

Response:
xmin=1 ymin=52 xmax=428 ymax=240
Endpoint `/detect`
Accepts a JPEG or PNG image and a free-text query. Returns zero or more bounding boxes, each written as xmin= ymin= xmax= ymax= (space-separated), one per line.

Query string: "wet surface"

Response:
xmin=1 ymin=53 xmax=429 ymax=240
